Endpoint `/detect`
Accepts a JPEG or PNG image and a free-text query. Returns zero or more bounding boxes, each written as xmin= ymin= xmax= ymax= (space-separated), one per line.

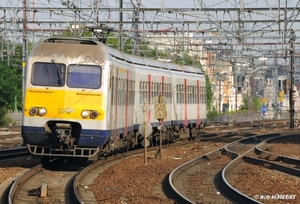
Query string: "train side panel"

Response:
xmin=134 ymin=66 xmax=172 ymax=127
xmin=171 ymin=70 xmax=207 ymax=127
xmin=109 ymin=56 xmax=135 ymax=139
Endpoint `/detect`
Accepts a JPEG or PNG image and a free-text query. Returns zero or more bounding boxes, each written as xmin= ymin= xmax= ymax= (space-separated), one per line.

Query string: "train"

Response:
xmin=21 ymin=36 xmax=207 ymax=162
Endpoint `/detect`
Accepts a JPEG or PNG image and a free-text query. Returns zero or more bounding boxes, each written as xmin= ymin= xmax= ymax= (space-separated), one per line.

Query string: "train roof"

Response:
xmin=30 ymin=37 xmax=104 ymax=58
xmin=183 ymin=65 xmax=203 ymax=74
xmin=107 ymin=47 xmax=147 ymax=66
xmin=142 ymin=57 xmax=169 ymax=69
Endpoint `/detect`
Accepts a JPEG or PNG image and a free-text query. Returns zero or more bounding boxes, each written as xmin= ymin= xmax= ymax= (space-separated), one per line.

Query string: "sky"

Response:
xmin=1 ymin=1 xmax=299 ymax=30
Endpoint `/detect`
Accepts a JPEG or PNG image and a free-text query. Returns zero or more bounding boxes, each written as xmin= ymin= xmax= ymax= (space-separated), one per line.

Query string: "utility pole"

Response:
xmin=273 ymin=54 xmax=278 ymax=119
xmin=143 ymin=103 xmax=147 ymax=164
xmin=231 ymin=60 xmax=238 ymax=123
xmin=119 ymin=0 xmax=123 ymax=51
xmin=132 ymin=0 xmax=140 ymax=56
xmin=289 ymin=30 xmax=296 ymax=128
xmin=219 ymin=78 xmax=222 ymax=122
xmin=22 ymin=0 xmax=28 ymax=102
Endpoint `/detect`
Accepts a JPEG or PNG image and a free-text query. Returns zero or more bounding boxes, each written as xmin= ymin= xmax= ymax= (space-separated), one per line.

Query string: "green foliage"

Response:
xmin=207 ymin=106 xmax=219 ymax=121
xmin=121 ymin=38 xmax=136 ymax=54
xmin=107 ymin=36 xmax=164 ymax=58
xmin=107 ymin=36 xmax=136 ymax=55
xmin=3 ymin=113 xmax=16 ymax=126
xmin=173 ymin=52 xmax=200 ymax=66
xmin=57 ymin=26 xmax=93 ymax=38
xmin=106 ymin=35 xmax=119 ymax=49
xmin=0 ymin=38 xmax=23 ymax=124
xmin=0 ymin=107 xmax=6 ymax=125
xmin=139 ymin=43 xmax=165 ymax=59
xmin=240 ymin=94 xmax=262 ymax=111
xmin=239 ymin=94 xmax=250 ymax=110
xmin=252 ymin=97 xmax=263 ymax=111
xmin=0 ymin=61 xmax=22 ymax=110
xmin=205 ymin=74 xmax=213 ymax=112
xmin=0 ymin=107 xmax=16 ymax=126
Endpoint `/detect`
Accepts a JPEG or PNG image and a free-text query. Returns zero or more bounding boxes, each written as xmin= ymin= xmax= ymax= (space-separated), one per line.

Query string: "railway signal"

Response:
xmin=154 ymin=95 xmax=167 ymax=159
xmin=261 ymin=98 xmax=267 ymax=105
xmin=154 ymin=95 xmax=167 ymax=120
xmin=260 ymin=104 xmax=267 ymax=132
xmin=278 ymin=90 xmax=284 ymax=102
xmin=261 ymin=105 xmax=267 ymax=116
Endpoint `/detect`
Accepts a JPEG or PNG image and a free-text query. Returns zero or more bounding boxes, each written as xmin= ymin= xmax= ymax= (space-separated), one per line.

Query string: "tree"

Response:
xmin=252 ymin=97 xmax=263 ymax=111
xmin=0 ymin=62 xmax=22 ymax=110
xmin=0 ymin=37 xmax=23 ymax=124
xmin=0 ymin=61 xmax=22 ymax=124
xmin=205 ymin=74 xmax=214 ymax=112
xmin=240 ymin=94 xmax=262 ymax=111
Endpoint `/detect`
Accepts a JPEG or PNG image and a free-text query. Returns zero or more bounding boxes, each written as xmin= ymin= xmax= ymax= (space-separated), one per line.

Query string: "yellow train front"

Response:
xmin=22 ymin=37 xmax=110 ymax=161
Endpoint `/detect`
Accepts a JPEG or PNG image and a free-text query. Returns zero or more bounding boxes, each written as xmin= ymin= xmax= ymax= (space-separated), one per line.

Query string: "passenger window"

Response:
xmin=67 ymin=64 xmax=101 ymax=89
xmin=32 ymin=62 xmax=66 ymax=87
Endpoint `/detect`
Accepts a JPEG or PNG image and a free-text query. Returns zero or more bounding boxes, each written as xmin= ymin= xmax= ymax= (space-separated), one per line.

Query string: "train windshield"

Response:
xmin=67 ymin=64 xmax=101 ymax=89
xmin=31 ymin=62 xmax=66 ymax=87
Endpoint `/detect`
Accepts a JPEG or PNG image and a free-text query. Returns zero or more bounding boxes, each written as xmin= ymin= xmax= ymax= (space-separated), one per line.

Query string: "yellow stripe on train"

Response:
xmin=23 ymin=88 xmax=105 ymax=120
xmin=117 ymin=67 xmax=128 ymax=73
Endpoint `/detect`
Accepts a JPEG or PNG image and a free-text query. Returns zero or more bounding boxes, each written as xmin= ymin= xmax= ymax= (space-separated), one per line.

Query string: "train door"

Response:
xmin=171 ymin=73 xmax=182 ymax=125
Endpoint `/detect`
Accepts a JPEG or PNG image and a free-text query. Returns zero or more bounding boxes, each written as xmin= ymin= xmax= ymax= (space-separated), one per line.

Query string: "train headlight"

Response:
xmin=38 ymin=107 xmax=47 ymax=116
xmin=90 ymin=110 xmax=99 ymax=119
xmin=29 ymin=107 xmax=38 ymax=116
xmin=81 ymin=110 xmax=89 ymax=118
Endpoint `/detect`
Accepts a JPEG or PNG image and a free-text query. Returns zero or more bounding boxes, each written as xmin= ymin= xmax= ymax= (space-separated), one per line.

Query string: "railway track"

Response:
xmin=1 ymin=125 xmax=297 ymax=204
xmin=73 ymin=140 xmax=204 ymax=203
xmin=0 ymin=147 xmax=30 ymax=161
xmin=167 ymin=131 xmax=300 ymax=204
xmin=0 ymin=126 xmax=21 ymax=138
xmin=0 ymin=126 xmax=23 ymax=149
xmin=5 ymin=131 xmax=245 ymax=204
xmin=206 ymin=118 xmax=289 ymax=128
xmin=4 ymin=139 xmax=200 ymax=204
xmin=7 ymin=160 xmax=86 ymax=204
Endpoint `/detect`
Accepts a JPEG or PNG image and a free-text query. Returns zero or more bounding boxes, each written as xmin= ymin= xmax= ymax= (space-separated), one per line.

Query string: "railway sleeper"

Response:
xmin=40 ymin=181 xmax=48 ymax=197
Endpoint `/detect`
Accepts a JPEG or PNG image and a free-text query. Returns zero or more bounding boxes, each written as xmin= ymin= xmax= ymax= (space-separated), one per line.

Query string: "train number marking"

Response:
xmin=79 ymin=55 xmax=103 ymax=65
xmin=58 ymin=108 xmax=75 ymax=114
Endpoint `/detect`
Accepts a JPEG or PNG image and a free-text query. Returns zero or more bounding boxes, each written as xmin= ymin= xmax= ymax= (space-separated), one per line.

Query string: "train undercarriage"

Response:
xmin=28 ymin=121 xmax=205 ymax=164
